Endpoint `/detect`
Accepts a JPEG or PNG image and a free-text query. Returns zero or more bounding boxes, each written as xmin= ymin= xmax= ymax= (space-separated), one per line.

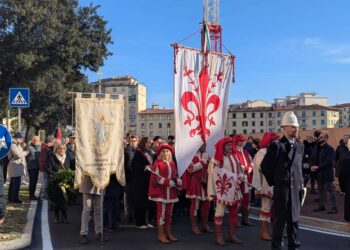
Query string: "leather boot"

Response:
xmin=165 ymin=223 xmax=178 ymax=242
xmin=190 ymin=215 xmax=202 ymax=235
xmin=228 ymin=221 xmax=242 ymax=244
xmin=260 ymin=221 xmax=272 ymax=241
xmin=241 ymin=208 xmax=254 ymax=226
xmin=201 ymin=213 xmax=213 ymax=233
xmin=214 ymin=223 xmax=226 ymax=246
xmin=157 ymin=225 xmax=170 ymax=244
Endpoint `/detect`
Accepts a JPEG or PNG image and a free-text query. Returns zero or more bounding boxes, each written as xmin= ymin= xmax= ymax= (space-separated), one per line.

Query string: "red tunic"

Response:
xmin=148 ymin=159 xmax=180 ymax=203
xmin=184 ymin=152 xmax=209 ymax=201
xmin=232 ymin=147 xmax=253 ymax=184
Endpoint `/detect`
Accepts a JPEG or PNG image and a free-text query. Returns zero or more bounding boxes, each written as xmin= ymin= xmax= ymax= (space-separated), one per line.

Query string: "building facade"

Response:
xmin=226 ymin=104 xmax=340 ymax=135
xmin=91 ymin=76 xmax=147 ymax=135
xmin=137 ymin=104 xmax=175 ymax=138
xmin=332 ymin=103 xmax=350 ymax=128
xmin=274 ymin=92 xmax=328 ymax=107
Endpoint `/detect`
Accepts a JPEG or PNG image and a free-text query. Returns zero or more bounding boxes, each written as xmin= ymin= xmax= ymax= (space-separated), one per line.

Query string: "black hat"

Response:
xmin=68 ymin=133 xmax=76 ymax=138
xmin=314 ymin=130 xmax=321 ymax=138
xmin=13 ymin=132 xmax=23 ymax=139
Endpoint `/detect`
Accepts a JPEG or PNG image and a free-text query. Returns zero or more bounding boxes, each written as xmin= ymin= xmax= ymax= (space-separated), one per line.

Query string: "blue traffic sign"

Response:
xmin=9 ymin=88 xmax=30 ymax=108
xmin=0 ymin=125 xmax=12 ymax=159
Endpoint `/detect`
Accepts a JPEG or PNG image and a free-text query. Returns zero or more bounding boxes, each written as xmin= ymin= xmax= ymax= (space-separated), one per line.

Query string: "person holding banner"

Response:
xmin=183 ymin=144 xmax=213 ymax=235
xmin=252 ymin=132 xmax=280 ymax=241
xmin=207 ymin=137 xmax=243 ymax=246
xmin=232 ymin=134 xmax=255 ymax=227
xmin=148 ymin=144 xmax=181 ymax=244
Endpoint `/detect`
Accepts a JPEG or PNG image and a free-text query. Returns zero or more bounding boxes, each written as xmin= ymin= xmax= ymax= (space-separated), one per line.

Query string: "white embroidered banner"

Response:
xmin=174 ymin=47 xmax=234 ymax=177
xmin=74 ymin=97 xmax=124 ymax=189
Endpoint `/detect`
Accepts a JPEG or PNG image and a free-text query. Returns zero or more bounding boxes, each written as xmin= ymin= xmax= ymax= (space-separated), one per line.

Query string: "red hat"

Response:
xmin=157 ymin=144 xmax=174 ymax=155
xmin=214 ymin=137 xmax=233 ymax=163
xmin=232 ymin=134 xmax=246 ymax=144
xmin=259 ymin=132 xmax=279 ymax=149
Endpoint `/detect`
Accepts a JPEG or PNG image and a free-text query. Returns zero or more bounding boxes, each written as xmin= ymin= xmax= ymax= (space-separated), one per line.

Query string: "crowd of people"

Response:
xmin=0 ymin=110 xmax=350 ymax=250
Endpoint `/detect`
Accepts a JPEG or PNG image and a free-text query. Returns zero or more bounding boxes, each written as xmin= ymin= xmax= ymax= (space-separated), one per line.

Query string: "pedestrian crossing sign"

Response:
xmin=9 ymin=88 xmax=30 ymax=108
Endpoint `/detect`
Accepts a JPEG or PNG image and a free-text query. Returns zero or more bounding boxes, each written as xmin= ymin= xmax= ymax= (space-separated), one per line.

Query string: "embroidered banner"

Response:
xmin=174 ymin=46 xmax=234 ymax=177
xmin=74 ymin=97 xmax=124 ymax=189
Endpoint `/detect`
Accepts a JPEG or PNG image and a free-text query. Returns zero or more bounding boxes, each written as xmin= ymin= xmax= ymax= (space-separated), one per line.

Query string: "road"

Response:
xmin=25 ymin=199 xmax=350 ymax=250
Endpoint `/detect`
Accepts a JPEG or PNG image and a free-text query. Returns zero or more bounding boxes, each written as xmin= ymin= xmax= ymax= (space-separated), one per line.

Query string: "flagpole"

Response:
xmin=18 ymin=108 xmax=21 ymax=132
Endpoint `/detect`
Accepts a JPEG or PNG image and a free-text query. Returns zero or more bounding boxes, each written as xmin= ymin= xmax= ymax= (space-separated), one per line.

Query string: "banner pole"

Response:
xmin=18 ymin=108 xmax=21 ymax=132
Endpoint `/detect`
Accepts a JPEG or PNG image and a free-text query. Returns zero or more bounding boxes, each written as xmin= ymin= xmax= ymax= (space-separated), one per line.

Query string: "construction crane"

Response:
xmin=201 ymin=0 xmax=222 ymax=53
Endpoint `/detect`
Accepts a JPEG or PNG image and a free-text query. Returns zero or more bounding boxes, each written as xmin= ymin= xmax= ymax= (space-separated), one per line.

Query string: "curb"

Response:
xmin=0 ymin=174 xmax=42 ymax=250
xmin=250 ymin=206 xmax=350 ymax=236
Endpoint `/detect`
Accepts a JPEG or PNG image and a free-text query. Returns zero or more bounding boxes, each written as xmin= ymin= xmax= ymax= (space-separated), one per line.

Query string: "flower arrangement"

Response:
xmin=47 ymin=169 xmax=76 ymax=206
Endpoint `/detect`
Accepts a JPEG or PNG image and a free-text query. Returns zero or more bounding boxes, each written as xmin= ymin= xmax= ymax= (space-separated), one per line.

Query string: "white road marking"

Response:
xmin=42 ymin=200 xmax=53 ymax=250
xmin=249 ymin=215 xmax=350 ymax=238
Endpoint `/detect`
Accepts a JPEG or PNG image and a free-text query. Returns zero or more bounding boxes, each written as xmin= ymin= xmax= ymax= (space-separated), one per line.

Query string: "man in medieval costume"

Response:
xmin=252 ymin=132 xmax=280 ymax=241
xmin=183 ymin=143 xmax=213 ymax=235
xmin=232 ymin=134 xmax=255 ymax=226
xmin=208 ymin=137 xmax=243 ymax=246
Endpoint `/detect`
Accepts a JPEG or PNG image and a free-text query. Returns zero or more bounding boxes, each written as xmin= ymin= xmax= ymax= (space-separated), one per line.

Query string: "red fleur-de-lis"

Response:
xmin=215 ymin=173 xmax=233 ymax=196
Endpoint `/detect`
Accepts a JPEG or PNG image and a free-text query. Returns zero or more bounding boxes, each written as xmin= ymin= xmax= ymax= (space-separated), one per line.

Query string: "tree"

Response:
xmin=0 ymin=0 xmax=112 ymax=138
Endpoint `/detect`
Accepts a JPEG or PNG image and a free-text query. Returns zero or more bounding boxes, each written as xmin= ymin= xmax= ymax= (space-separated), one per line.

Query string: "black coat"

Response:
xmin=338 ymin=152 xmax=350 ymax=222
xmin=311 ymin=143 xmax=335 ymax=183
xmin=47 ymin=154 xmax=72 ymax=176
xmin=129 ymin=149 xmax=153 ymax=207
xmin=261 ymin=136 xmax=304 ymax=222
xmin=302 ymin=141 xmax=314 ymax=175
xmin=124 ymin=146 xmax=137 ymax=182
xmin=335 ymin=142 xmax=348 ymax=177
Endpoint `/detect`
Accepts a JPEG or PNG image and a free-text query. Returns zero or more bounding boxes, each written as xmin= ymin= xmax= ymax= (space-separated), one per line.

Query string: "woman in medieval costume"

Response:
xmin=252 ymin=132 xmax=280 ymax=241
xmin=207 ymin=137 xmax=243 ymax=246
xmin=183 ymin=143 xmax=213 ymax=235
xmin=148 ymin=144 xmax=182 ymax=244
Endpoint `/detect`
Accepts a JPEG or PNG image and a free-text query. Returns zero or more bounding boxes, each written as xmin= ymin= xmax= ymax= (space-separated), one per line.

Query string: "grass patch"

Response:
xmin=0 ymin=186 xmax=31 ymax=242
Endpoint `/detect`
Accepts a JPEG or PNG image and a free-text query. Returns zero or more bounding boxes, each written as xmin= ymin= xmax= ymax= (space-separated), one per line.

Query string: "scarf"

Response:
xmin=55 ymin=153 xmax=66 ymax=168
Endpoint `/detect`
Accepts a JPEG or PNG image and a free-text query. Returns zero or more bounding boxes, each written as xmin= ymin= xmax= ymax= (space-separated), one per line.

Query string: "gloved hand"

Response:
xmin=176 ymin=178 xmax=182 ymax=186
xmin=169 ymin=180 xmax=176 ymax=187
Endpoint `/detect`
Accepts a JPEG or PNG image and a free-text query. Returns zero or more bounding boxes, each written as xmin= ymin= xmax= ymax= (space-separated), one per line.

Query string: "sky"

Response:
xmin=81 ymin=0 xmax=350 ymax=108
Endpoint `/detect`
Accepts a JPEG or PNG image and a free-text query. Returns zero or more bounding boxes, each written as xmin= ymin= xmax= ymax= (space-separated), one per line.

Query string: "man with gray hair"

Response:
xmin=261 ymin=111 xmax=304 ymax=250
xmin=311 ymin=131 xmax=337 ymax=214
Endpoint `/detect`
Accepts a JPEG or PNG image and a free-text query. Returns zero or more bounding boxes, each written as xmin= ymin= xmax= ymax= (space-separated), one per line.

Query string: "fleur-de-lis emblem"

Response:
xmin=181 ymin=66 xmax=224 ymax=141
xmin=215 ymin=173 xmax=233 ymax=196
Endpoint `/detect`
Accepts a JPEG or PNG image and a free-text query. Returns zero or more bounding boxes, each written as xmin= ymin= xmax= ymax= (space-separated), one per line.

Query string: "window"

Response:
xmin=321 ymin=111 xmax=325 ymax=117
xmin=252 ymin=121 xmax=256 ymax=127
xmin=141 ymin=115 xmax=145 ymax=120
xmin=232 ymin=129 xmax=237 ymax=135
xmin=141 ymin=123 xmax=145 ymax=129
xmin=167 ymin=123 xmax=171 ymax=128
xmin=149 ymin=123 xmax=153 ymax=129
xmin=268 ymin=120 xmax=272 ymax=126
xmin=313 ymin=111 xmax=316 ymax=116
xmin=277 ymin=112 xmax=281 ymax=117
xmin=150 ymin=131 xmax=153 ymax=137
xmin=243 ymin=129 xmax=247 ymax=135
xmin=232 ymin=121 xmax=236 ymax=127
xmin=277 ymin=129 xmax=281 ymax=132
xmin=321 ymin=120 xmax=325 ymax=126
xmin=302 ymin=111 xmax=306 ymax=117
xmin=159 ymin=123 xmax=162 ymax=129
xmin=252 ymin=113 xmax=255 ymax=118
xmin=252 ymin=129 xmax=256 ymax=134
xmin=232 ymin=113 xmax=236 ymax=118
xmin=277 ymin=120 xmax=281 ymax=126
xmin=243 ymin=113 xmax=247 ymax=118
xmin=260 ymin=113 xmax=264 ymax=118
xmin=260 ymin=129 xmax=264 ymax=133
xmin=268 ymin=112 xmax=272 ymax=118
xmin=260 ymin=121 xmax=264 ymax=126
xmin=242 ymin=121 xmax=248 ymax=127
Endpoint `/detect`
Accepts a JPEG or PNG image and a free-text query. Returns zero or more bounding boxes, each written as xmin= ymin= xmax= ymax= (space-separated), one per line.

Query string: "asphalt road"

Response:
xmin=26 ymin=199 xmax=350 ymax=250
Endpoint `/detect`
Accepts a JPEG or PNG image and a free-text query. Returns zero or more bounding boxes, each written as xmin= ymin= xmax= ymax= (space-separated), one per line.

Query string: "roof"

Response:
xmin=331 ymin=103 xmax=350 ymax=108
xmin=229 ymin=104 xmax=340 ymax=112
xmin=139 ymin=108 xmax=174 ymax=114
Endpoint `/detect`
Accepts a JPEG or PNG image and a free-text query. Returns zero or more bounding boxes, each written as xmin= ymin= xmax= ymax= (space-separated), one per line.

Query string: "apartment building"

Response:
xmin=226 ymin=104 xmax=340 ymax=135
xmin=91 ymin=76 xmax=146 ymax=135
xmin=332 ymin=103 xmax=350 ymax=128
xmin=137 ymin=104 xmax=175 ymax=138
xmin=274 ymin=92 xmax=328 ymax=107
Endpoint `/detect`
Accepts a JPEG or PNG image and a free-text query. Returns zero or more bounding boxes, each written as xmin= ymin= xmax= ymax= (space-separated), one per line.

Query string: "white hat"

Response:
xmin=281 ymin=111 xmax=299 ymax=127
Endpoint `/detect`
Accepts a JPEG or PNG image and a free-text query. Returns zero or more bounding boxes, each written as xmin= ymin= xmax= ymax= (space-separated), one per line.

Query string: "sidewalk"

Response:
xmin=0 ymin=173 xmax=43 ymax=250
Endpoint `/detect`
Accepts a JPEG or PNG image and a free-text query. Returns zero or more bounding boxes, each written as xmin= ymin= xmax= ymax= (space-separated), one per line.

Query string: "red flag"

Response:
xmin=55 ymin=126 xmax=62 ymax=140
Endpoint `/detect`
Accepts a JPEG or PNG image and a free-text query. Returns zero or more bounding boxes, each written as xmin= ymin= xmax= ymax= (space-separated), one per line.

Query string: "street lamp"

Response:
xmin=97 ymin=71 xmax=103 ymax=94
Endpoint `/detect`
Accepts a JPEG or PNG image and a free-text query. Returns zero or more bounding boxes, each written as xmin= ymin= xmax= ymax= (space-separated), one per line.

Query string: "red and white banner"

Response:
xmin=174 ymin=46 xmax=234 ymax=177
